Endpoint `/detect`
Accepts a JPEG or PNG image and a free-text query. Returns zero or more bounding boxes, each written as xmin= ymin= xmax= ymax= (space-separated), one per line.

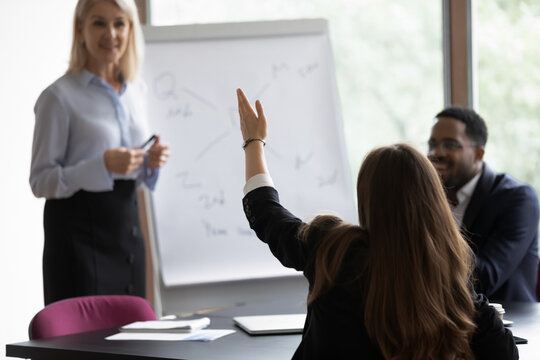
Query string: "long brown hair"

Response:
xmin=306 ymin=144 xmax=476 ymax=359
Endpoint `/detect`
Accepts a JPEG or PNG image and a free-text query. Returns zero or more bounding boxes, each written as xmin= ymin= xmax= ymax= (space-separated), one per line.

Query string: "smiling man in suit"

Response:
xmin=428 ymin=106 xmax=539 ymax=302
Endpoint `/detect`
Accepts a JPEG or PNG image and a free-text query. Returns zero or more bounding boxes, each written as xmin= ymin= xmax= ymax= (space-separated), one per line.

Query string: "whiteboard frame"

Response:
xmin=142 ymin=18 xmax=348 ymax=316
xmin=143 ymin=18 xmax=328 ymax=42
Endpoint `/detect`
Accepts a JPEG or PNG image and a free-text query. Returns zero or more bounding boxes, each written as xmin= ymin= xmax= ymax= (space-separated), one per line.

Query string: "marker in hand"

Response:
xmin=140 ymin=134 xmax=157 ymax=150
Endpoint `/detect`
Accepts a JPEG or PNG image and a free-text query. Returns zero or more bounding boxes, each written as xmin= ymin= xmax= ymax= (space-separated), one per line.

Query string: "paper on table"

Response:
xmin=106 ymin=329 xmax=235 ymax=341
xmin=120 ymin=317 xmax=210 ymax=333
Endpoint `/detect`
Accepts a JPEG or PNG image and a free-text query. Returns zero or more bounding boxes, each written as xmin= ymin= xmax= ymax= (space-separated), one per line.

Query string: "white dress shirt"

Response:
xmin=451 ymin=171 xmax=481 ymax=227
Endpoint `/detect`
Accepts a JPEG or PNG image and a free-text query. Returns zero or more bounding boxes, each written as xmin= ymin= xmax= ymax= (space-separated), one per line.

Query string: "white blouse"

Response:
xmin=30 ymin=70 xmax=157 ymax=199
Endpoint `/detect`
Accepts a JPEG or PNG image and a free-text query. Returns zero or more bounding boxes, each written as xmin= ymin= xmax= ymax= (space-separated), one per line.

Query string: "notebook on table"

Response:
xmin=233 ymin=313 xmax=306 ymax=335
xmin=119 ymin=317 xmax=210 ymax=333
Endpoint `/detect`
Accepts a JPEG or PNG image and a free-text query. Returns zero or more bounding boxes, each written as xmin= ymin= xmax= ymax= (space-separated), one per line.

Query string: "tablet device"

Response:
xmin=233 ymin=314 xmax=306 ymax=335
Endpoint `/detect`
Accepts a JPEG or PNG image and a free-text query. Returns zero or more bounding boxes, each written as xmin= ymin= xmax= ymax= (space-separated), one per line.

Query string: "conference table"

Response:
xmin=5 ymin=300 xmax=540 ymax=359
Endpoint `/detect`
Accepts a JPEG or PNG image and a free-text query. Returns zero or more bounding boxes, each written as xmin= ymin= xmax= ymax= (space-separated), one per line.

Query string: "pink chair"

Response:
xmin=29 ymin=295 xmax=156 ymax=340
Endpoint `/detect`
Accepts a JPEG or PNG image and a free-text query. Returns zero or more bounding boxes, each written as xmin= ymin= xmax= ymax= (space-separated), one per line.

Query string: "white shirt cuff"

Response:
xmin=243 ymin=173 xmax=275 ymax=195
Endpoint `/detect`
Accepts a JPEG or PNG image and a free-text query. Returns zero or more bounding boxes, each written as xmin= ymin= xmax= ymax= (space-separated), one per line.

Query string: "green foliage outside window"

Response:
xmin=476 ymin=1 xmax=540 ymax=198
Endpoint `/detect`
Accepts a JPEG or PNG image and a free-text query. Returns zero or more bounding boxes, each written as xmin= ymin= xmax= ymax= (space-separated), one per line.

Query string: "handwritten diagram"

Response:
xmin=143 ymin=32 xmax=355 ymax=286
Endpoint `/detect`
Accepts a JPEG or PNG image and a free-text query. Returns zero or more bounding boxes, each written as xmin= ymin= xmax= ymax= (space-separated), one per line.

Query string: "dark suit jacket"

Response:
xmin=243 ymin=186 xmax=518 ymax=360
xmin=462 ymin=163 xmax=539 ymax=302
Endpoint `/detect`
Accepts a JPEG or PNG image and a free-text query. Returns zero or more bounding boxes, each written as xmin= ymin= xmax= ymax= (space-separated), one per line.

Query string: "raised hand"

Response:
xmin=237 ymin=88 xmax=267 ymax=143
xmin=237 ymin=88 xmax=269 ymax=180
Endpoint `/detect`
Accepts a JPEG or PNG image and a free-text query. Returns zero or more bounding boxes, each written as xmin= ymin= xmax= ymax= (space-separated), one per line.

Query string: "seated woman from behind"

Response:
xmin=236 ymin=88 xmax=518 ymax=360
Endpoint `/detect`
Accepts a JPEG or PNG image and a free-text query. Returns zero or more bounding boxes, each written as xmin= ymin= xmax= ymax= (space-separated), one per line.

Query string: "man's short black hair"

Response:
xmin=435 ymin=106 xmax=488 ymax=146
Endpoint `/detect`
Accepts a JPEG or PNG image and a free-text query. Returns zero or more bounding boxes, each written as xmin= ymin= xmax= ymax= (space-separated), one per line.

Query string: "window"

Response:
xmin=149 ymin=0 xmax=443 ymax=176
xmin=475 ymin=1 xmax=540 ymax=195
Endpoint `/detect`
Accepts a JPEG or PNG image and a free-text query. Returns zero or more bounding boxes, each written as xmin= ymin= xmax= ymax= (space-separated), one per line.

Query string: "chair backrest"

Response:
xmin=29 ymin=295 xmax=156 ymax=340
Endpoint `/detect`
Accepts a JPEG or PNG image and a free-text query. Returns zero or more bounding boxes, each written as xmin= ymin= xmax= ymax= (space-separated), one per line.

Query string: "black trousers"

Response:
xmin=43 ymin=180 xmax=146 ymax=305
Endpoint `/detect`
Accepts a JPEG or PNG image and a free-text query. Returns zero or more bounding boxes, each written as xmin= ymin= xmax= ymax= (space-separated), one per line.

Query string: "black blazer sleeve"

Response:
xmin=242 ymin=186 xmax=311 ymax=271
xmin=470 ymin=293 xmax=519 ymax=360
xmin=470 ymin=172 xmax=539 ymax=301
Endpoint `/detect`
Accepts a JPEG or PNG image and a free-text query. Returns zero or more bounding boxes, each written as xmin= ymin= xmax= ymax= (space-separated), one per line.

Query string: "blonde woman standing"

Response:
xmin=30 ymin=0 xmax=169 ymax=305
xmin=237 ymin=88 xmax=517 ymax=359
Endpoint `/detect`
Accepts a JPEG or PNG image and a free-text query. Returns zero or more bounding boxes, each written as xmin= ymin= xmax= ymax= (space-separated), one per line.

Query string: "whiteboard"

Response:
xmin=142 ymin=19 xmax=356 ymax=287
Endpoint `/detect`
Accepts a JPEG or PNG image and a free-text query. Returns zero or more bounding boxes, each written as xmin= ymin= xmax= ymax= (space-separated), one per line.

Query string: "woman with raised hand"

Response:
xmin=30 ymin=0 xmax=169 ymax=305
xmin=236 ymin=88 xmax=517 ymax=359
